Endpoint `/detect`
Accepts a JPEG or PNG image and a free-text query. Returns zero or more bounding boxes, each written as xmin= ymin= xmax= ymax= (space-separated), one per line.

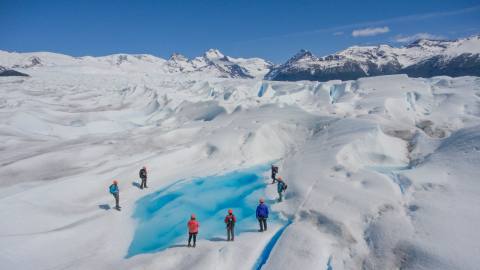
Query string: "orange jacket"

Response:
xmin=188 ymin=219 xmax=199 ymax=233
xmin=224 ymin=214 xmax=236 ymax=226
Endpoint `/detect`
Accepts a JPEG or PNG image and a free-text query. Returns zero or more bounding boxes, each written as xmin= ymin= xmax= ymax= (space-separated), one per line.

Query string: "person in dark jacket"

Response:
xmin=256 ymin=198 xmax=269 ymax=232
xmin=271 ymin=165 xmax=278 ymax=184
xmin=139 ymin=166 xmax=147 ymax=189
xmin=277 ymin=176 xmax=287 ymax=202
xmin=109 ymin=180 xmax=121 ymax=210
xmin=224 ymin=209 xmax=236 ymax=241
xmin=187 ymin=214 xmax=199 ymax=247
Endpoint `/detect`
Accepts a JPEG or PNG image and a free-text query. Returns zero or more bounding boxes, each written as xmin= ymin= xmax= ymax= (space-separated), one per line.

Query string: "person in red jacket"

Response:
xmin=224 ymin=209 xmax=236 ymax=241
xmin=187 ymin=214 xmax=199 ymax=247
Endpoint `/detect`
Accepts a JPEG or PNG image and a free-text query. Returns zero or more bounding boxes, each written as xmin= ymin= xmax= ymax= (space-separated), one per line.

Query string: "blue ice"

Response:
xmin=258 ymin=82 xmax=268 ymax=97
xmin=326 ymin=255 xmax=333 ymax=270
xmin=126 ymin=164 xmax=279 ymax=258
xmin=253 ymin=220 xmax=292 ymax=270
xmin=329 ymin=84 xmax=347 ymax=104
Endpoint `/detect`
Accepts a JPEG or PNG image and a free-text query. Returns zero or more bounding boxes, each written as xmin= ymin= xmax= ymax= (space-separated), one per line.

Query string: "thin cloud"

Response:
xmin=395 ymin=33 xmax=445 ymax=43
xmin=333 ymin=31 xmax=344 ymax=36
xmin=352 ymin=27 xmax=390 ymax=37
xmin=235 ymin=5 xmax=480 ymax=44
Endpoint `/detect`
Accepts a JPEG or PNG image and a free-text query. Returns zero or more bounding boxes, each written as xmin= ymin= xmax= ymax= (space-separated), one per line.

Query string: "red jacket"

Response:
xmin=188 ymin=219 xmax=199 ymax=233
xmin=224 ymin=214 xmax=236 ymax=226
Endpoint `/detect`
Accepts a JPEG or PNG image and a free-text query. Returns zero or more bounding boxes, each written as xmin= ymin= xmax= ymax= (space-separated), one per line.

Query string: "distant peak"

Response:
xmin=288 ymin=49 xmax=315 ymax=62
xmin=407 ymin=38 xmax=448 ymax=48
xmin=204 ymin=49 xmax=225 ymax=59
xmin=467 ymin=34 xmax=480 ymax=40
xmin=297 ymin=49 xmax=312 ymax=55
xmin=169 ymin=53 xmax=189 ymax=62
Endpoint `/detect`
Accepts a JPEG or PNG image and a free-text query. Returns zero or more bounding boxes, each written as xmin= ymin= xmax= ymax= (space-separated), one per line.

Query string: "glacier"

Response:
xmin=0 ymin=51 xmax=479 ymax=270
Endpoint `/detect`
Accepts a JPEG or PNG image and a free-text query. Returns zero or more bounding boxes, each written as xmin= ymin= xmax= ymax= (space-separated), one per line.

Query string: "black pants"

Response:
xmin=227 ymin=226 xmax=235 ymax=241
xmin=258 ymin=218 xmax=267 ymax=231
xmin=140 ymin=177 xmax=147 ymax=189
xmin=271 ymin=173 xmax=277 ymax=183
xmin=113 ymin=193 xmax=120 ymax=208
xmin=188 ymin=233 xmax=197 ymax=246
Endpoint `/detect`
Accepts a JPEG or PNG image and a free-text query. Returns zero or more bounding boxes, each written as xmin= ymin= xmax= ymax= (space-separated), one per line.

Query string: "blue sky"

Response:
xmin=1 ymin=0 xmax=479 ymax=63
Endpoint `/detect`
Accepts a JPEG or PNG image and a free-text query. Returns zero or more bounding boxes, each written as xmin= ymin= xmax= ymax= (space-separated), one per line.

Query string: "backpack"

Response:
xmin=139 ymin=168 xmax=146 ymax=178
xmin=226 ymin=215 xmax=235 ymax=227
xmin=283 ymin=184 xmax=288 ymax=191
xmin=109 ymin=184 xmax=117 ymax=194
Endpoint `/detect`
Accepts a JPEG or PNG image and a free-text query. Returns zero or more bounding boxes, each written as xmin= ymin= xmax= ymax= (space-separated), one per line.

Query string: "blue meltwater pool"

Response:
xmin=126 ymin=164 xmax=281 ymax=258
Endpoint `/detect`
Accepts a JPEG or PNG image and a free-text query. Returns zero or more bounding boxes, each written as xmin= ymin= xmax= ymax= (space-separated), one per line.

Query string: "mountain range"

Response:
xmin=1 ymin=35 xmax=479 ymax=81
xmin=266 ymin=35 xmax=480 ymax=81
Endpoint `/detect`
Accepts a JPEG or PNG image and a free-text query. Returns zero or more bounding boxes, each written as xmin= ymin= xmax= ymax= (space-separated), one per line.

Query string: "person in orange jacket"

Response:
xmin=187 ymin=214 xmax=199 ymax=247
xmin=224 ymin=209 xmax=236 ymax=241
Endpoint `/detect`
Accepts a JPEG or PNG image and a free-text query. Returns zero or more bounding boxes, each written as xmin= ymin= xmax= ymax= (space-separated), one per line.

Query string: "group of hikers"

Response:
xmin=184 ymin=197 xmax=272 ymax=247
xmin=108 ymin=166 xmax=148 ymax=211
xmin=107 ymin=164 xmax=287 ymax=248
xmin=271 ymin=164 xmax=288 ymax=202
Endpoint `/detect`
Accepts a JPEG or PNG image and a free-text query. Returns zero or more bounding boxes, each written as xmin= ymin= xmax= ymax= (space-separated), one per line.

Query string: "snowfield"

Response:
xmin=0 ymin=56 xmax=479 ymax=270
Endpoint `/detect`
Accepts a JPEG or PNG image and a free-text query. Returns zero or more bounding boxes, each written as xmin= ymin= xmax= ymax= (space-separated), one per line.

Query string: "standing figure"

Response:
xmin=109 ymin=180 xmax=121 ymax=210
xmin=276 ymin=176 xmax=287 ymax=202
xmin=271 ymin=165 xmax=279 ymax=184
xmin=256 ymin=198 xmax=269 ymax=232
xmin=187 ymin=214 xmax=199 ymax=247
xmin=224 ymin=209 xmax=236 ymax=241
xmin=139 ymin=166 xmax=148 ymax=189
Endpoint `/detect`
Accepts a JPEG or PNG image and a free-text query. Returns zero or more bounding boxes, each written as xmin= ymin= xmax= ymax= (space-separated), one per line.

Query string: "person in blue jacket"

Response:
xmin=256 ymin=198 xmax=269 ymax=232
xmin=109 ymin=180 xmax=121 ymax=210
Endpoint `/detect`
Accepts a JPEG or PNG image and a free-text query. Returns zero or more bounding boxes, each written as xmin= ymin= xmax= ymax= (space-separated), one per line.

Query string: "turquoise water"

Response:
xmin=126 ymin=164 xmax=279 ymax=258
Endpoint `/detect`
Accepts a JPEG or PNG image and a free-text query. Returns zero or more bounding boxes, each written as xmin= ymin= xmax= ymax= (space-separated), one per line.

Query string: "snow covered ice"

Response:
xmin=0 ymin=51 xmax=480 ymax=270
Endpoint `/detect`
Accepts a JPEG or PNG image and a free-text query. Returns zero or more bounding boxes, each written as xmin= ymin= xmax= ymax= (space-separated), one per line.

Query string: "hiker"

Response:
xmin=271 ymin=165 xmax=279 ymax=183
xmin=256 ymin=198 xmax=269 ymax=232
xmin=187 ymin=214 xmax=199 ymax=247
xmin=109 ymin=180 xmax=121 ymax=210
xmin=224 ymin=209 xmax=236 ymax=241
xmin=277 ymin=176 xmax=287 ymax=202
xmin=139 ymin=166 xmax=148 ymax=189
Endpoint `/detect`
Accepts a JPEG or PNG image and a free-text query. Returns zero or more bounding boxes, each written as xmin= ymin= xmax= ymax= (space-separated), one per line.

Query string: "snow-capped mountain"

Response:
xmin=266 ymin=35 xmax=480 ymax=81
xmin=165 ymin=49 xmax=272 ymax=78
xmin=0 ymin=49 xmax=272 ymax=79
xmin=0 ymin=66 xmax=29 ymax=77
xmin=2 ymin=36 xmax=479 ymax=82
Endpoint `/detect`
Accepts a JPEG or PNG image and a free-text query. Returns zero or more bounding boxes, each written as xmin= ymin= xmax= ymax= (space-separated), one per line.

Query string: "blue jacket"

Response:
xmin=277 ymin=181 xmax=285 ymax=193
xmin=109 ymin=184 xmax=119 ymax=195
xmin=256 ymin=203 xmax=269 ymax=218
